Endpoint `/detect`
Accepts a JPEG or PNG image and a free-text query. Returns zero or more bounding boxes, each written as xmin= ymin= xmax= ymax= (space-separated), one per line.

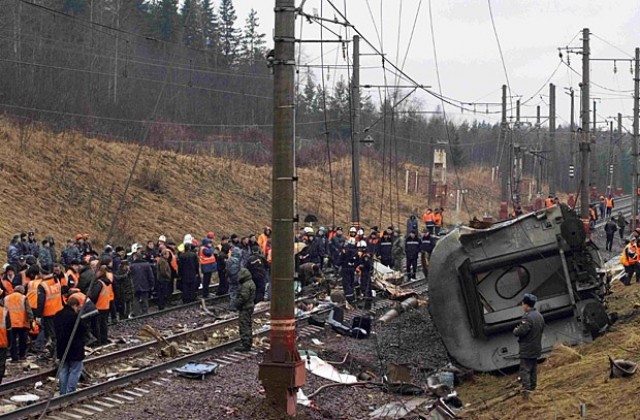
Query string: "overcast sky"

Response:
xmin=232 ymin=0 xmax=639 ymax=131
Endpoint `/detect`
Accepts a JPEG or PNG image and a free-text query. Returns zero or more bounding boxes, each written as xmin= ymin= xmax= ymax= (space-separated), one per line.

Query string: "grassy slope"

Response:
xmin=0 ymin=119 xmax=501 ymax=251
xmin=459 ymin=281 xmax=640 ymax=419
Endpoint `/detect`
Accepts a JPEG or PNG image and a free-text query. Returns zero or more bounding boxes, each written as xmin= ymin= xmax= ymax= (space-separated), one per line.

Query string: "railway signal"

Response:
xmin=569 ymin=164 xmax=575 ymax=179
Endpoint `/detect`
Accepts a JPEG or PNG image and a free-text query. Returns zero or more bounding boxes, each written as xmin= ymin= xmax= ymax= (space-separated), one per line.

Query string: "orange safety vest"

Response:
xmin=606 ymin=198 xmax=614 ymax=208
xmin=20 ymin=270 xmax=27 ymax=287
xmin=95 ymin=279 xmax=111 ymax=311
xmin=68 ymin=291 xmax=87 ymax=306
xmin=26 ymin=278 xmax=42 ymax=309
xmin=621 ymin=244 xmax=638 ymax=267
xmin=433 ymin=213 xmax=443 ymax=226
xmin=422 ymin=212 xmax=434 ymax=223
xmin=545 ymin=198 xmax=553 ymax=207
xmin=198 ymin=247 xmax=216 ymax=265
xmin=0 ymin=307 xmax=8 ymax=349
xmin=258 ymin=234 xmax=270 ymax=253
xmin=65 ymin=269 xmax=80 ymax=289
xmin=1 ymin=277 xmax=14 ymax=295
xmin=5 ymin=292 xmax=28 ymax=329
xmin=41 ymin=278 xmax=63 ymax=317
xmin=167 ymin=249 xmax=178 ymax=273
xmin=105 ymin=272 xmax=115 ymax=302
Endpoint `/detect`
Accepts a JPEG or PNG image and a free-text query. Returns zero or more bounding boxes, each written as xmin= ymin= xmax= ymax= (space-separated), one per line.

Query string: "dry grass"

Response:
xmin=459 ymin=282 xmax=640 ymax=419
xmin=0 ymin=119 xmax=502 ymax=252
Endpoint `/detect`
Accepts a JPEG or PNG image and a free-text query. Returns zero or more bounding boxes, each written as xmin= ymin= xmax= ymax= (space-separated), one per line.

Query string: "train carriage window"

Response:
xmin=495 ymin=266 xmax=530 ymax=299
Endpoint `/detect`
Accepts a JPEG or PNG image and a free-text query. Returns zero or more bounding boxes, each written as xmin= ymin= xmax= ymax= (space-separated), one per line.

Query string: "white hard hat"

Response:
xmin=349 ymin=226 xmax=357 ymax=233
xmin=357 ymin=229 xmax=364 ymax=236
xmin=2 ymin=263 xmax=9 ymax=271
xmin=303 ymin=227 xmax=314 ymax=234
xmin=356 ymin=240 xmax=368 ymax=249
xmin=183 ymin=234 xmax=193 ymax=245
xmin=158 ymin=235 xmax=167 ymax=242
xmin=131 ymin=243 xmax=142 ymax=253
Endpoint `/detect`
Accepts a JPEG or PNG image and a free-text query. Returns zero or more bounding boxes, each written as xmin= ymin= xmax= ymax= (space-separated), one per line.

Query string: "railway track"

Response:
xmin=0 ymin=276 xmax=428 ymax=419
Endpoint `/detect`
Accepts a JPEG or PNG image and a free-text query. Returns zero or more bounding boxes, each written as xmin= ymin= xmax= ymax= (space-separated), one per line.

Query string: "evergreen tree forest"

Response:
xmin=0 ymin=0 xmax=628 ymax=193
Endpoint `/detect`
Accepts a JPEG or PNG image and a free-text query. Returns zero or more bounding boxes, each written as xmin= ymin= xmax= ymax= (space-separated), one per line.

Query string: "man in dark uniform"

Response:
xmin=356 ymin=241 xmax=373 ymax=310
xmin=420 ymin=229 xmax=436 ymax=279
xmin=377 ymin=228 xmax=393 ymax=268
xmin=513 ymin=293 xmax=545 ymax=392
xmin=404 ymin=230 xmax=420 ymax=279
xmin=339 ymin=238 xmax=359 ymax=306
xmin=235 ymin=268 xmax=255 ymax=352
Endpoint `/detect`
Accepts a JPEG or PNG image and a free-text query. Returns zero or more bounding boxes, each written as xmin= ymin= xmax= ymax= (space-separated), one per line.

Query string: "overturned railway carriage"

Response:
xmin=428 ymin=204 xmax=609 ymax=372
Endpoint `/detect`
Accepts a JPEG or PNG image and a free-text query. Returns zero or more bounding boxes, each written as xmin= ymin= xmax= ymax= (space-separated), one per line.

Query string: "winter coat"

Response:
xmin=130 ymin=259 xmax=155 ymax=293
xmin=330 ymin=234 xmax=345 ymax=261
xmin=405 ymin=236 xmax=421 ymax=260
xmin=236 ymin=269 xmax=256 ymax=311
xmin=406 ymin=217 xmax=419 ymax=237
xmin=339 ymin=245 xmax=359 ymax=272
xmin=604 ymin=220 xmax=618 ymax=236
xmin=377 ymin=237 xmax=393 ymax=261
xmin=54 ymin=305 xmax=86 ymax=361
xmin=26 ymin=240 xmax=39 ymax=258
xmin=513 ymin=307 xmax=545 ymax=359
xmin=77 ymin=265 xmax=96 ymax=294
xmin=420 ymin=234 xmax=436 ymax=255
xmin=88 ymin=273 xmax=112 ymax=306
xmin=246 ymin=254 xmax=267 ymax=285
xmin=199 ymin=246 xmax=217 ymax=274
xmin=314 ymin=235 xmax=328 ymax=257
xmin=156 ymin=258 xmax=172 ymax=284
xmin=178 ymin=250 xmax=200 ymax=284
xmin=61 ymin=246 xmax=81 ymax=267
xmin=240 ymin=245 xmax=252 ymax=268
xmin=39 ymin=246 xmax=53 ymax=270
xmin=114 ymin=268 xmax=134 ymax=302
xmin=217 ymin=243 xmax=231 ymax=273
xmin=226 ymin=248 xmax=242 ymax=282
xmin=616 ymin=215 xmax=628 ymax=229
xmin=6 ymin=244 xmax=20 ymax=265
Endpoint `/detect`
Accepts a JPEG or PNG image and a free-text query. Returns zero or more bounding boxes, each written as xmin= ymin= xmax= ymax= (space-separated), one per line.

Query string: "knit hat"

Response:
xmin=522 ymin=293 xmax=537 ymax=307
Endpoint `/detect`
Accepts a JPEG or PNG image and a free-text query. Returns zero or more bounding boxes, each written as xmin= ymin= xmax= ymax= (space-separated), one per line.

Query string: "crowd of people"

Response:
xmin=0 ymin=217 xmax=444 ymax=393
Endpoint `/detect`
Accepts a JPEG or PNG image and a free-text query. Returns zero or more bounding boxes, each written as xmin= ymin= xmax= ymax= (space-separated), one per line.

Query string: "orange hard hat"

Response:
xmin=75 ymin=234 xmax=83 ymax=241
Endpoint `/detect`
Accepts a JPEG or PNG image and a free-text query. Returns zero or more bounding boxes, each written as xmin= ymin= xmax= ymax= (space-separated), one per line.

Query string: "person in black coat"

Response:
xmin=129 ymin=253 xmax=154 ymax=315
xmin=404 ymin=230 xmax=420 ymax=279
xmin=604 ymin=218 xmax=618 ymax=251
xmin=54 ymin=297 xmax=85 ymax=394
xmin=246 ymin=245 xmax=267 ymax=303
xmin=377 ymin=228 xmax=394 ymax=268
xmin=216 ymin=238 xmax=231 ymax=296
xmin=339 ymin=239 xmax=359 ymax=305
xmin=420 ymin=230 xmax=436 ymax=278
xmin=178 ymin=243 xmax=200 ymax=303
xmin=513 ymin=293 xmax=545 ymax=391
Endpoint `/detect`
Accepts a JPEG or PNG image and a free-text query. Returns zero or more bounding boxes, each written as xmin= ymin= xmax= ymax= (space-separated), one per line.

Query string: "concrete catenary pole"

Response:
xmin=549 ymin=83 xmax=557 ymax=194
xmin=592 ymin=100 xmax=598 ymax=193
xmin=580 ymin=28 xmax=590 ymax=219
xmin=608 ymin=120 xmax=614 ymax=196
xmin=258 ymin=0 xmax=305 ymax=415
xmin=616 ymin=112 xmax=623 ymax=193
xmin=499 ymin=85 xmax=509 ymax=202
xmin=632 ymin=47 xmax=639 ymax=231
xmin=351 ymin=35 xmax=361 ymax=226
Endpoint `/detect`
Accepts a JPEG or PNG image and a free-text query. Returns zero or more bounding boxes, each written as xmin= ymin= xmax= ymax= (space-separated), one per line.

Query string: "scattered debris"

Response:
xmin=174 ymin=362 xmax=219 ymax=380
xmin=303 ymin=354 xmax=357 ymax=384
xmin=10 ymin=394 xmax=40 ymax=403
xmin=378 ymin=297 xmax=419 ymax=323
xmin=609 ymin=357 xmax=638 ymax=378
xmin=369 ymin=397 xmax=432 ymax=419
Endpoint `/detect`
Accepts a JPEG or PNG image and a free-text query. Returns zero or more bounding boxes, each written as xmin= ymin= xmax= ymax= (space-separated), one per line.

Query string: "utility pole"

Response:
xmin=591 ymin=100 xmax=598 ymax=194
xmin=608 ymin=120 xmax=614 ymax=196
xmin=536 ymin=105 xmax=541 ymax=194
xmin=351 ymin=35 xmax=361 ymax=226
xmin=258 ymin=0 xmax=305 ymax=415
xmin=632 ymin=47 xmax=639 ymax=231
xmin=499 ymin=85 xmax=509 ymax=203
xmin=579 ymin=28 xmax=590 ymax=219
xmin=616 ymin=112 xmax=623 ymax=193
xmin=427 ymin=136 xmax=434 ymax=205
xmin=549 ymin=83 xmax=557 ymax=194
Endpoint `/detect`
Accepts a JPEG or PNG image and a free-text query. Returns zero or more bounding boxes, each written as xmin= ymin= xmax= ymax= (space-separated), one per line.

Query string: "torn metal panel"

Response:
xmin=429 ymin=205 xmax=609 ymax=371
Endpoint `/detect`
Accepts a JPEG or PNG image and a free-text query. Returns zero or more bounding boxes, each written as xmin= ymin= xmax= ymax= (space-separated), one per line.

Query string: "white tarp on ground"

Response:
xmin=297 ymin=389 xmax=312 ymax=406
xmin=304 ymin=355 xmax=357 ymax=384
xmin=369 ymin=397 xmax=431 ymax=419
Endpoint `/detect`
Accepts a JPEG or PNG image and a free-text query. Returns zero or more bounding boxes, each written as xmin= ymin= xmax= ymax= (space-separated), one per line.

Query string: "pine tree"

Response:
xmin=181 ymin=0 xmax=203 ymax=48
xmin=201 ymin=0 xmax=219 ymax=50
xmin=150 ymin=0 xmax=179 ymax=41
xmin=218 ymin=0 xmax=240 ymax=64
xmin=240 ymin=8 xmax=266 ymax=65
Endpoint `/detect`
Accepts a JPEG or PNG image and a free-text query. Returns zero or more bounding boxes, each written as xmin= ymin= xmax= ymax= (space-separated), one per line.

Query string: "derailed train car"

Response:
xmin=428 ymin=204 xmax=609 ymax=372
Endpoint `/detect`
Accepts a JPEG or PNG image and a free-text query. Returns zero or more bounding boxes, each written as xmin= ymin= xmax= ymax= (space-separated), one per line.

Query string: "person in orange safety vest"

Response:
xmin=4 ymin=285 xmax=33 ymax=362
xmin=37 ymin=269 xmax=63 ymax=357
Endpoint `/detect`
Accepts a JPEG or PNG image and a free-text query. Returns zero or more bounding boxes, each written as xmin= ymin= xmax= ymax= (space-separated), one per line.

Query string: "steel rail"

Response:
xmin=0 ymin=276 xmax=428 ymax=419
